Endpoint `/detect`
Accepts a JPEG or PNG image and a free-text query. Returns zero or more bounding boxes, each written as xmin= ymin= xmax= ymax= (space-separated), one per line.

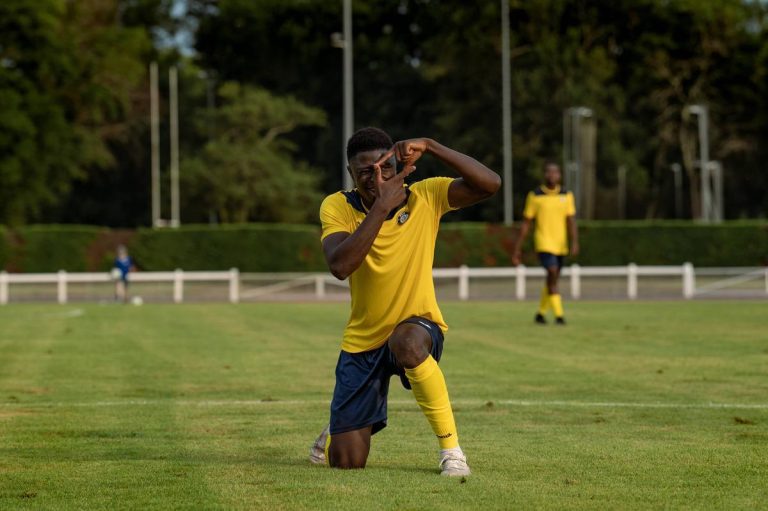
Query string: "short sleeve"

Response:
xmin=566 ymin=192 xmax=576 ymax=216
xmin=319 ymin=194 xmax=352 ymax=240
xmin=522 ymin=192 xmax=537 ymax=219
xmin=415 ymin=177 xmax=457 ymax=217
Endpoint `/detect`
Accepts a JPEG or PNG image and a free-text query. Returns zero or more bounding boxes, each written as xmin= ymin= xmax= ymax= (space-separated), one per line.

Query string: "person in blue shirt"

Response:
xmin=113 ymin=245 xmax=134 ymax=303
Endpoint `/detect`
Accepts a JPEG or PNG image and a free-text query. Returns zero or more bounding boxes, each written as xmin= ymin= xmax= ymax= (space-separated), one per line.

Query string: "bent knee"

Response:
xmin=388 ymin=330 xmax=430 ymax=369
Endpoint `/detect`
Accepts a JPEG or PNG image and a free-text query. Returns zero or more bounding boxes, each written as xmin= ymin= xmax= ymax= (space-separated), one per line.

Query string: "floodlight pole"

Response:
xmin=342 ymin=0 xmax=354 ymax=190
xmin=150 ymin=62 xmax=161 ymax=227
xmin=169 ymin=66 xmax=180 ymax=228
xmin=500 ymin=0 xmax=513 ymax=226
xmin=563 ymin=107 xmax=592 ymax=217
xmin=709 ymin=161 xmax=723 ymax=222
xmin=686 ymin=105 xmax=710 ymax=222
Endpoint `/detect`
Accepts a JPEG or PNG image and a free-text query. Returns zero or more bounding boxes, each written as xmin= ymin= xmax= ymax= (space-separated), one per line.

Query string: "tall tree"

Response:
xmin=181 ymin=82 xmax=327 ymax=223
xmin=190 ymin=0 xmax=768 ymax=220
xmin=0 ymin=0 xmax=151 ymax=225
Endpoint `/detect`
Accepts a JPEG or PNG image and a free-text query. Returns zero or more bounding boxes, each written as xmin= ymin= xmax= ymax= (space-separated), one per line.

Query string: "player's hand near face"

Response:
xmin=392 ymin=139 xmax=429 ymax=168
xmin=371 ymin=154 xmax=416 ymax=213
xmin=374 ymin=139 xmax=425 ymax=174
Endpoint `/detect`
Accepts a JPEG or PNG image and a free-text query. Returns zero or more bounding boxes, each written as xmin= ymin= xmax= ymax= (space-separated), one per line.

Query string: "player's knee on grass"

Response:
xmin=328 ymin=429 xmax=370 ymax=469
xmin=388 ymin=323 xmax=432 ymax=369
xmin=330 ymin=450 xmax=368 ymax=469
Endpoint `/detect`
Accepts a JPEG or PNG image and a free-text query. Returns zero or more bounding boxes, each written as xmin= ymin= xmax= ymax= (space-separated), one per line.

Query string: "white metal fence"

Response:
xmin=0 ymin=265 xmax=766 ymax=304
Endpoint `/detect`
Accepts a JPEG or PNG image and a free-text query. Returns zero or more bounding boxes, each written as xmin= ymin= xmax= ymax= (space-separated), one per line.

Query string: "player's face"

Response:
xmin=544 ymin=164 xmax=562 ymax=187
xmin=348 ymin=149 xmax=397 ymax=205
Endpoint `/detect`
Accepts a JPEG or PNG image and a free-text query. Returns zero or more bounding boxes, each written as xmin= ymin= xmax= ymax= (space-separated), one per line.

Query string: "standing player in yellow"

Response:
xmin=308 ymin=127 xmax=500 ymax=476
xmin=512 ymin=162 xmax=579 ymax=325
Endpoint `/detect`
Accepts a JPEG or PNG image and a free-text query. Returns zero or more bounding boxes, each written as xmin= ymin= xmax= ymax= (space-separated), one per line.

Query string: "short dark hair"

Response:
xmin=346 ymin=127 xmax=393 ymax=161
xmin=543 ymin=160 xmax=561 ymax=171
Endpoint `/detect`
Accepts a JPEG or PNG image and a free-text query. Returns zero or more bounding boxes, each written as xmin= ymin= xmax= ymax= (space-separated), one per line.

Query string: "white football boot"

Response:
xmin=439 ymin=447 xmax=471 ymax=476
xmin=308 ymin=425 xmax=330 ymax=465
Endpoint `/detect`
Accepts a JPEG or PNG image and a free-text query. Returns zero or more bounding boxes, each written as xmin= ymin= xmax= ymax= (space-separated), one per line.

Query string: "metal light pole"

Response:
xmin=169 ymin=66 xmax=180 ymax=228
xmin=563 ymin=107 xmax=593 ymax=217
xmin=342 ymin=0 xmax=354 ymax=190
xmin=709 ymin=161 xmax=723 ymax=222
xmin=670 ymin=163 xmax=683 ymax=219
xmin=149 ymin=62 xmax=161 ymax=227
xmin=500 ymin=0 xmax=513 ymax=226
xmin=685 ymin=104 xmax=710 ymax=222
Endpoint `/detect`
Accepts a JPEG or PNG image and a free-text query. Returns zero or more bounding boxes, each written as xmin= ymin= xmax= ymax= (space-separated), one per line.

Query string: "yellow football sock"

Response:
xmin=324 ymin=433 xmax=331 ymax=466
xmin=550 ymin=293 xmax=564 ymax=318
xmin=538 ymin=286 xmax=551 ymax=315
xmin=405 ymin=355 xmax=459 ymax=449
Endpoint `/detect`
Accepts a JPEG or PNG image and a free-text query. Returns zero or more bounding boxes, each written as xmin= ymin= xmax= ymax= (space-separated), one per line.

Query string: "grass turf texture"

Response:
xmin=1 ymin=302 xmax=766 ymax=510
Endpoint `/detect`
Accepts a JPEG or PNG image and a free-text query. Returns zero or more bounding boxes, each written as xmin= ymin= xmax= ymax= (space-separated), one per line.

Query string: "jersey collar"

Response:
xmin=342 ymin=186 xmax=411 ymax=221
xmin=540 ymin=185 xmax=562 ymax=195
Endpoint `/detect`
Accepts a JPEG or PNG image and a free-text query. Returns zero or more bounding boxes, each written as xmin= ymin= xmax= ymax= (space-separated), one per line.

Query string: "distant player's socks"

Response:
xmin=538 ymin=286 xmax=551 ymax=315
xmin=439 ymin=446 xmax=471 ymax=476
xmin=550 ymin=293 xmax=564 ymax=319
xmin=405 ymin=355 xmax=459 ymax=450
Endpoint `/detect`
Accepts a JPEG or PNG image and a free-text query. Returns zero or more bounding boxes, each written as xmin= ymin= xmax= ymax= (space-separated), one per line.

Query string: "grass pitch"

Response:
xmin=1 ymin=301 xmax=766 ymax=510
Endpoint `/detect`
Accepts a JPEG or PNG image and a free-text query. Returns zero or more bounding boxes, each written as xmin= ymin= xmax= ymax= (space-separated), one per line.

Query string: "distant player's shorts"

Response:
xmin=329 ymin=316 xmax=444 ymax=436
xmin=538 ymin=252 xmax=564 ymax=269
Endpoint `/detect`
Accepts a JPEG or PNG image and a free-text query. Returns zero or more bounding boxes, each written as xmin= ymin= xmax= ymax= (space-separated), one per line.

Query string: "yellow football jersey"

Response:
xmin=522 ymin=185 xmax=576 ymax=255
xmin=319 ymin=177 xmax=456 ymax=353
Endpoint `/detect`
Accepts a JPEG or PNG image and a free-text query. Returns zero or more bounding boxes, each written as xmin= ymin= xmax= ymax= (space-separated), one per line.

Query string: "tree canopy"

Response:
xmin=1 ymin=0 xmax=766 ymax=226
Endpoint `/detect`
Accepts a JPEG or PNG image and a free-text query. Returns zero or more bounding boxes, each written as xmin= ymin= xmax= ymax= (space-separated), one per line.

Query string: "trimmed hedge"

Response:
xmin=0 ymin=221 xmax=766 ymax=272
xmin=574 ymin=221 xmax=768 ymax=267
xmin=10 ymin=225 xmax=105 ymax=272
xmin=130 ymin=224 xmax=326 ymax=272
xmin=438 ymin=221 xmax=768 ymax=267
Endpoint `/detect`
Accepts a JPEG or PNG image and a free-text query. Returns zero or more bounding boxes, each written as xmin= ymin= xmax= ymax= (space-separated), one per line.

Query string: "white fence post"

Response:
xmin=314 ymin=275 xmax=326 ymax=299
xmin=229 ymin=268 xmax=239 ymax=303
xmin=683 ymin=262 xmax=695 ymax=299
xmin=627 ymin=263 xmax=638 ymax=300
xmin=570 ymin=264 xmax=581 ymax=300
xmin=764 ymin=267 xmax=768 ymax=296
xmin=173 ymin=269 xmax=183 ymax=303
xmin=515 ymin=264 xmax=526 ymax=300
xmin=57 ymin=270 xmax=67 ymax=304
xmin=458 ymin=265 xmax=469 ymax=301
xmin=0 ymin=271 xmax=7 ymax=305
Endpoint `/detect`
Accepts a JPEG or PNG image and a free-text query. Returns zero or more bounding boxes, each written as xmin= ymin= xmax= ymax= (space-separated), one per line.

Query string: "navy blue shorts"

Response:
xmin=538 ymin=252 xmax=564 ymax=269
xmin=329 ymin=317 xmax=445 ymax=436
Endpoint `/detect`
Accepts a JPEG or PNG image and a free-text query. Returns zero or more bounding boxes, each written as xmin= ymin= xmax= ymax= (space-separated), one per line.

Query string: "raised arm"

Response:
xmin=376 ymin=138 xmax=501 ymax=209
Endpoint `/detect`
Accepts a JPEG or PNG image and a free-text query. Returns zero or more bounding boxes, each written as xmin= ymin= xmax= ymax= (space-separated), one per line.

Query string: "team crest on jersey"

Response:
xmin=398 ymin=211 xmax=410 ymax=225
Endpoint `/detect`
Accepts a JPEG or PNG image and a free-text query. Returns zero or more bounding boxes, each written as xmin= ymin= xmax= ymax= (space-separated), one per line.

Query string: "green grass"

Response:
xmin=1 ymin=301 xmax=767 ymax=510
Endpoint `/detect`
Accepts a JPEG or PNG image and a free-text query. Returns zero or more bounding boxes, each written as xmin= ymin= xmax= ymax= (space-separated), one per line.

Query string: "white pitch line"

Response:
xmin=2 ymin=398 xmax=768 ymax=410
xmin=42 ymin=308 xmax=85 ymax=318
xmin=494 ymin=399 xmax=768 ymax=410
